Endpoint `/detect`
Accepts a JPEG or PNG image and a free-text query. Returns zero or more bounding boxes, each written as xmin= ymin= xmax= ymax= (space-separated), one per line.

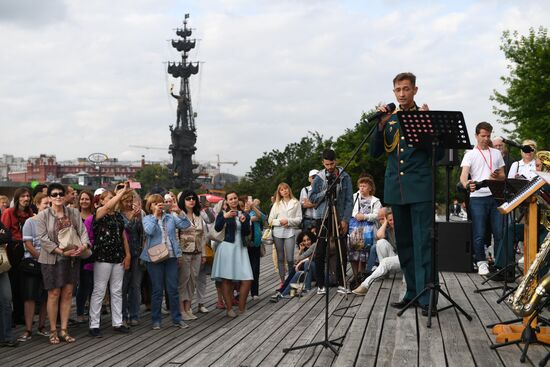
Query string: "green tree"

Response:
xmin=229 ymin=132 xmax=332 ymax=211
xmin=134 ymin=164 xmax=172 ymax=196
xmin=333 ymin=112 xmax=387 ymax=200
xmin=491 ymin=27 xmax=550 ymax=147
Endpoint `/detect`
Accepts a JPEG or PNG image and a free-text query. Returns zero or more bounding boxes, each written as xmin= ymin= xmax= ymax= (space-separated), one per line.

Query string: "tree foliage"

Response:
xmin=228 ymin=132 xmax=333 ymax=210
xmin=491 ymin=27 xmax=550 ymax=148
xmin=134 ymin=164 xmax=172 ymax=196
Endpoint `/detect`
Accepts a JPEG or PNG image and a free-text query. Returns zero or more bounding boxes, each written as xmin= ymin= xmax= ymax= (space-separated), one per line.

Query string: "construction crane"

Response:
xmin=129 ymin=145 xmax=167 ymax=151
xmin=216 ymin=154 xmax=237 ymax=169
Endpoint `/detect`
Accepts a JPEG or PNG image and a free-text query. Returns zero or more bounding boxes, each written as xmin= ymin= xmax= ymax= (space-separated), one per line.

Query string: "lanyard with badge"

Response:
xmin=477 ymin=147 xmax=493 ymax=176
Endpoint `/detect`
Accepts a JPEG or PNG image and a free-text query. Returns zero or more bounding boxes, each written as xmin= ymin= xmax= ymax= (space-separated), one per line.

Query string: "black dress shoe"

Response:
xmin=420 ymin=304 xmax=438 ymax=317
xmin=390 ymin=299 xmax=415 ymax=309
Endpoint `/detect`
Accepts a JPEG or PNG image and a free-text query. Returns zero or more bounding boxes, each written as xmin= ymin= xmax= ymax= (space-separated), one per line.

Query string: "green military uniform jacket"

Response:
xmin=370 ymin=104 xmax=433 ymax=205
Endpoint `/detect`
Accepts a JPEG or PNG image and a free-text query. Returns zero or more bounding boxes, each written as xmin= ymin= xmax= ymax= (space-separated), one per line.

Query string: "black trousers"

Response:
xmin=314 ymin=219 xmax=347 ymax=289
xmin=7 ymin=242 xmax=24 ymax=324
xmin=248 ymin=247 xmax=261 ymax=296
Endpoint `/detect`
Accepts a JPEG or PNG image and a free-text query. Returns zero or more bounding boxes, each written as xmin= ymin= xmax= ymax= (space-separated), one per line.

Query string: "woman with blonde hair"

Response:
xmin=88 ymin=187 xmax=132 ymax=337
xmin=268 ymin=183 xmax=302 ymax=283
xmin=141 ymin=194 xmax=190 ymax=329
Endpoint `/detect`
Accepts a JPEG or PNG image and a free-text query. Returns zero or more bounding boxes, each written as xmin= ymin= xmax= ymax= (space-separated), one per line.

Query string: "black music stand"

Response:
xmin=396 ymin=110 xmax=473 ymax=327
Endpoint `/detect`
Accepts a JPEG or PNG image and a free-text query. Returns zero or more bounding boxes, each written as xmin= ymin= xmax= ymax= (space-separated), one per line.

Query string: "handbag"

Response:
xmin=147 ymin=220 xmax=170 ymax=263
xmin=148 ymin=243 xmax=170 ymax=263
xmin=19 ymin=257 xmax=41 ymax=276
xmin=58 ymin=225 xmax=82 ymax=252
xmin=261 ymin=227 xmax=273 ymax=245
xmin=0 ymin=245 xmax=11 ymax=274
xmin=204 ymin=244 xmax=214 ymax=265
xmin=207 ymin=222 xmax=225 ymax=242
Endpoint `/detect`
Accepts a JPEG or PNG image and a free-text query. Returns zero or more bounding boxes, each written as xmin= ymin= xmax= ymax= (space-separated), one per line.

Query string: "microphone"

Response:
xmin=500 ymin=137 xmax=534 ymax=153
xmin=365 ymin=103 xmax=396 ymax=122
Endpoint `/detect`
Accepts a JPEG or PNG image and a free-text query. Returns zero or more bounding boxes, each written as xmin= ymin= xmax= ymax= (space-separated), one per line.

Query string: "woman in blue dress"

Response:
xmin=211 ymin=191 xmax=253 ymax=318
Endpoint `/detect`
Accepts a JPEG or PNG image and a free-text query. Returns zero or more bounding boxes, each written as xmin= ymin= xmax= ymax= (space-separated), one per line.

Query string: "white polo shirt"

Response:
xmin=461 ymin=147 xmax=505 ymax=197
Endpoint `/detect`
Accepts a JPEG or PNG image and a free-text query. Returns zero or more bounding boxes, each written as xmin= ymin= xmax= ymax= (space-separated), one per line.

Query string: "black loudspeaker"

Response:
xmin=437 ymin=148 xmax=461 ymax=166
xmin=436 ymin=221 xmax=473 ymax=272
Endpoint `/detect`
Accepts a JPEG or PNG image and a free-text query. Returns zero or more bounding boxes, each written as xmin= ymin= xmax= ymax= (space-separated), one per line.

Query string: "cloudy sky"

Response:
xmin=1 ymin=0 xmax=548 ymax=175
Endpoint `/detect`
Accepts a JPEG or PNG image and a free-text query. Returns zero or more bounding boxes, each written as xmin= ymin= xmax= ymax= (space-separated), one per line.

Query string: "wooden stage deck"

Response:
xmin=1 ymin=245 xmax=549 ymax=366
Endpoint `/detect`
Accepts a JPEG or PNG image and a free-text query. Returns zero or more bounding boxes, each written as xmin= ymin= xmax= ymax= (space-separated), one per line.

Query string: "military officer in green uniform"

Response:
xmin=370 ymin=72 xmax=435 ymax=315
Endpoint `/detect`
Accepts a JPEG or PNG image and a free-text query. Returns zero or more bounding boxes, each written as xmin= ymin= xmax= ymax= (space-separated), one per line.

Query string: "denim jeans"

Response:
xmin=273 ymin=236 xmax=296 ymax=281
xmin=469 ymin=196 xmax=503 ymax=262
xmin=122 ymin=257 xmax=143 ymax=321
xmin=0 ymin=272 xmax=14 ymax=342
xmin=281 ymin=260 xmax=316 ymax=296
xmin=146 ymin=258 xmax=181 ymax=325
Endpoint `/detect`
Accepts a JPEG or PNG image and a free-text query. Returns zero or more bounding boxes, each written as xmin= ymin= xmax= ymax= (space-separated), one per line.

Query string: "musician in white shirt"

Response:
xmin=508 ymin=139 xmax=538 ymax=180
xmin=460 ymin=122 xmax=505 ymax=276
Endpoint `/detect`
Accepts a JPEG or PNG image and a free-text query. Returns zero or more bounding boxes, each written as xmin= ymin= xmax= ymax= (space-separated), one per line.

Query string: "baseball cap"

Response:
xmin=308 ymin=169 xmax=319 ymax=177
xmin=94 ymin=188 xmax=106 ymax=197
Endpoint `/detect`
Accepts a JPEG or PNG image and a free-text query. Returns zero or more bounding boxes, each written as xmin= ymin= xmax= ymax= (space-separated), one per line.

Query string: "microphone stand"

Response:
xmin=282 ymin=113 xmax=384 ymax=356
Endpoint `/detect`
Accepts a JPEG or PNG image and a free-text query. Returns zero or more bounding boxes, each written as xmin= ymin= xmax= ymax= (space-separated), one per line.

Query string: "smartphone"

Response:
xmin=129 ymin=181 xmax=141 ymax=189
xmin=199 ymin=195 xmax=207 ymax=206
xmin=247 ymin=196 xmax=253 ymax=203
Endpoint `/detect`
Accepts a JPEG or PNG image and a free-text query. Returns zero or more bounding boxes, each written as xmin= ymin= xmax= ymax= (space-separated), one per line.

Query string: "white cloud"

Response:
xmin=1 ymin=0 xmax=549 ymax=176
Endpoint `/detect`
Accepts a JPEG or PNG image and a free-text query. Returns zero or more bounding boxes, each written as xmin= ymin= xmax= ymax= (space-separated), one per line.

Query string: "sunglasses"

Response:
xmin=185 ymin=196 xmax=196 ymax=201
xmin=50 ymin=192 xmax=65 ymax=198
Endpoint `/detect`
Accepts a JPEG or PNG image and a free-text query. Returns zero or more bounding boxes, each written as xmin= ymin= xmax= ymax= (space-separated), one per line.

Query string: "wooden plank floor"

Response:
xmin=1 ymin=245 xmax=549 ymax=366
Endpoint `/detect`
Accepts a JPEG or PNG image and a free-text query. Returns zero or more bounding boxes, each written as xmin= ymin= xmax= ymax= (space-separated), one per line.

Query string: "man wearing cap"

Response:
xmin=300 ymin=169 xmax=319 ymax=232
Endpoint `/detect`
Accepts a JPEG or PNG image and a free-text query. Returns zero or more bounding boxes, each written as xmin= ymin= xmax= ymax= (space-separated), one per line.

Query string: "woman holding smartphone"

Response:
xmin=268 ymin=183 xmax=302 ymax=283
xmin=211 ymin=191 xmax=253 ymax=317
xmin=141 ymin=194 xmax=190 ymax=329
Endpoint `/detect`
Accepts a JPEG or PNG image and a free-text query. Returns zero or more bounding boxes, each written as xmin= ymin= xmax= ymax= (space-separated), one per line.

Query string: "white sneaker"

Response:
xmin=317 ymin=287 xmax=326 ymax=295
xmin=198 ymin=305 xmax=209 ymax=313
xmin=181 ymin=311 xmax=194 ymax=321
xmin=337 ymin=286 xmax=351 ymax=294
xmin=477 ymin=261 xmax=490 ymax=276
xmin=186 ymin=309 xmax=198 ymax=319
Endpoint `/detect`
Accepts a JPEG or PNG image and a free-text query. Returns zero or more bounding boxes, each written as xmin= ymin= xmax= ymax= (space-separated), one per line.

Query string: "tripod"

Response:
xmin=283 ymin=182 xmax=347 ymax=355
xmin=395 ymin=110 xmax=473 ymax=327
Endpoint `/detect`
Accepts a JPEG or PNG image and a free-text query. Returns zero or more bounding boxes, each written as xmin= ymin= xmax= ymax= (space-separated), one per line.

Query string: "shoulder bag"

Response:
xmin=0 ymin=245 xmax=11 ymax=273
xmin=147 ymin=219 xmax=170 ymax=263
xmin=207 ymin=220 xmax=225 ymax=242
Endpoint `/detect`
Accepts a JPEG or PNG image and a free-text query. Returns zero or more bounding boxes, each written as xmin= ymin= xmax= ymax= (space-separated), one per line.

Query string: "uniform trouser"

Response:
xmin=314 ymin=218 xmax=347 ymax=289
xmin=0 ymin=272 xmax=13 ymax=342
xmin=89 ymin=262 xmax=124 ymax=328
xmin=392 ymin=202 xmax=433 ymax=306
xmin=495 ymin=218 xmax=518 ymax=269
xmin=122 ymin=257 xmax=143 ymax=321
xmin=360 ymin=255 xmax=401 ymax=288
